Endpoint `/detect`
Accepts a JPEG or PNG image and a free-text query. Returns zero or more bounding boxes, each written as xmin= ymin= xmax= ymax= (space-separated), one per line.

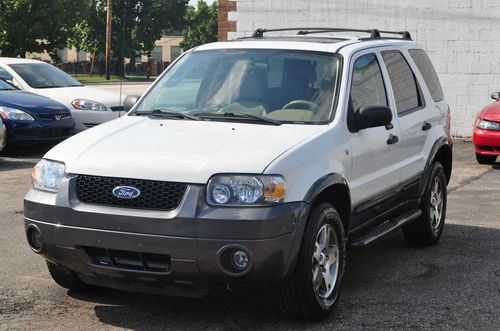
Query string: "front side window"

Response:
xmin=8 ymin=63 xmax=83 ymax=89
xmin=382 ymin=51 xmax=423 ymax=114
xmin=350 ymin=53 xmax=388 ymax=112
xmin=409 ymin=49 xmax=444 ymax=102
xmin=134 ymin=49 xmax=341 ymax=124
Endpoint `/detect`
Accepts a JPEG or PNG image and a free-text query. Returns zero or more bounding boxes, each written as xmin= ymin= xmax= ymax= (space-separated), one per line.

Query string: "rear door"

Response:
xmin=346 ymin=50 xmax=402 ymax=228
xmin=380 ymin=50 xmax=430 ymax=188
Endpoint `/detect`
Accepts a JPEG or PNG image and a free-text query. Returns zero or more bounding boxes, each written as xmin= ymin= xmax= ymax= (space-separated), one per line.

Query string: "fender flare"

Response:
xmin=283 ymin=173 xmax=351 ymax=279
xmin=303 ymin=173 xmax=350 ymax=204
xmin=303 ymin=173 xmax=352 ymax=234
xmin=420 ymin=136 xmax=453 ymax=196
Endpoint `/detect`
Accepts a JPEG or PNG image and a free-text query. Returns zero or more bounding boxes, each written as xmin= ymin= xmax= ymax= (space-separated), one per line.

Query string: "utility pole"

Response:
xmin=105 ymin=0 xmax=112 ymax=80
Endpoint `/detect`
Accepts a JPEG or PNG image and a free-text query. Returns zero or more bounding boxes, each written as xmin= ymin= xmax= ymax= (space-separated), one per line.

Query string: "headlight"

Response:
xmin=0 ymin=106 xmax=35 ymax=121
xmin=32 ymin=159 xmax=66 ymax=192
xmin=72 ymin=99 xmax=107 ymax=111
xmin=476 ymin=118 xmax=500 ymax=131
xmin=207 ymin=175 xmax=285 ymax=206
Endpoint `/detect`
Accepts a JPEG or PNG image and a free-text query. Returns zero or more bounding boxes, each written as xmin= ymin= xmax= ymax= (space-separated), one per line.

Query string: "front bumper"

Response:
xmin=473 ymin=127 xmax=500 ymax=155
xmin=5 ymin=117 xmax=74 ymax=145
xmin=24 ymin=177 xmax=309 ymax=297
xmin=71 ymin=108 xmax=124 ymax=132
xmin=0 ymin=121 xmax=5 ymax=151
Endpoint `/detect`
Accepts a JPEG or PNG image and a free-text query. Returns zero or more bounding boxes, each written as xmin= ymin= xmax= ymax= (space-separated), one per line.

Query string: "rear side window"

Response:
xmin=350 ymin=54 xmax=388 ymax=111
xmin=382 ymin=51 xmax=423 ymax=114
xmin=409 ymin=49 xmax=444 ymax=102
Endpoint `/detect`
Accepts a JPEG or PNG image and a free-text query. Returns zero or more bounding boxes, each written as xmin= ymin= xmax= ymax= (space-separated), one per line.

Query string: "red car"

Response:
xmin=473 ymin=92 xmax=500 ymax=164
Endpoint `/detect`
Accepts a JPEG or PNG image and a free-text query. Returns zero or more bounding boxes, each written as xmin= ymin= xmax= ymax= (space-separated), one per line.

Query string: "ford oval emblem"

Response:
xmin=112 ymin=186 xmax=141 ymax=199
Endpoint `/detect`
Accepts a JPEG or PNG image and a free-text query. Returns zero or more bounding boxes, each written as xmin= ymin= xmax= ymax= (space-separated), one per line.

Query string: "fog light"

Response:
xmin=231 ymin=250 xmax=249 ymax=270
xmin=26 ymin=225 xmax=43 ymax=253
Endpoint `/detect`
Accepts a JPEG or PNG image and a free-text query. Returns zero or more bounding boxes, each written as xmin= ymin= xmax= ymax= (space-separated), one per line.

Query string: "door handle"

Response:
xmin=422 ymin=121 xmax=432 ymax=131
xmin=387 ymin=134 xmax=399 ymax=145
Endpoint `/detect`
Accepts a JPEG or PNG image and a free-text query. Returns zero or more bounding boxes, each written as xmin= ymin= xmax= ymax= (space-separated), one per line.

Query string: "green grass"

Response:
xmin=71 ymin=74 xmax=156 ymax=84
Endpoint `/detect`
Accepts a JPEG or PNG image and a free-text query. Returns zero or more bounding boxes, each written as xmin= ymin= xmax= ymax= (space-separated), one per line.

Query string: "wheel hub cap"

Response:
xmin=312 ymin=224 xmax=339 ymax=299
xmin=429 ymin=177 xmax=444 ymax=232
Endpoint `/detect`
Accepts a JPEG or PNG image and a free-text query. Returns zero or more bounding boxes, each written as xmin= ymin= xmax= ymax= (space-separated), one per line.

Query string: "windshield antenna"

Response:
xmin=119 ymin=0 xmax=126 ymax=117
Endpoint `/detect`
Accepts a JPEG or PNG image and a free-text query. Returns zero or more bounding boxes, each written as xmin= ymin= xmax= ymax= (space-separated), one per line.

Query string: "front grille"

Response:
xmin=76 ymin=175 xmax=187 ymax=211
xmin=479 ymin=145 xmax=500 ymax=152
xmin=84 ymin=246 xmax=171 ymax=273
xmin=14 ymin=127 xmax=72 ymax=138
xmin=37 ymin=113 xmax=71 ymax=120
xmin=39 ymin=127 xmax=71 ymax=138
xmin=111 ymin=106 xmax=124 ymax=112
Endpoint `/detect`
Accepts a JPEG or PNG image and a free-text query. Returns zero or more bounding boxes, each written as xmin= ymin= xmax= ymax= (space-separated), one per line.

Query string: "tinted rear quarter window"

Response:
xmin=382 ymin=51 xmax=423 ymax=114
xmin=409 ymin=49 xmax=444 ymax=102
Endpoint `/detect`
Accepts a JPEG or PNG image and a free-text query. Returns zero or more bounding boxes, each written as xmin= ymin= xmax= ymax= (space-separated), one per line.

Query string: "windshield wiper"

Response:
xmin=35 ymin=85 xmax=65 ymax=89
xmin=135 ymin=109 xmax=200 ymax=121
xmin=0 ymin=78 xmax=18 ymax=90
xmin=194 ymin=111 xmax=281 ymax=126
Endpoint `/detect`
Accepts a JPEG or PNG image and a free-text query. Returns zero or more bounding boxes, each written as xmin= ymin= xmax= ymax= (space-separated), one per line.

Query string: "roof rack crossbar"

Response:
xmin=251 ymin=28 xmax=412 ymax=40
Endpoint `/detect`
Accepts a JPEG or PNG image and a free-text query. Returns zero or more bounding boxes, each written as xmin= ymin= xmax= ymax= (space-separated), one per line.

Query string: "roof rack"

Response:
xmin=251 ymin=28 xmax=412 ymax=40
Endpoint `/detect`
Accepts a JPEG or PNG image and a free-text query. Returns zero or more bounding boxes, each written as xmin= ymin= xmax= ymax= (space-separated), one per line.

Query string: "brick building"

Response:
xmin=218 ymin=0 xmax=500 ymax=137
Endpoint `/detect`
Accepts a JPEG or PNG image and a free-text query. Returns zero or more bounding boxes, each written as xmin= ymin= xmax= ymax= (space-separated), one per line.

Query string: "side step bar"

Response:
xmin=349 ymin=209 xmax=422 ymax=248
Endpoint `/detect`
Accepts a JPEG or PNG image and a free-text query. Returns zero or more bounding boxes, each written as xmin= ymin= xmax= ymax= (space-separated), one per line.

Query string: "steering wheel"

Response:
xmin=283 ymin=100 xmax=320 ymax=112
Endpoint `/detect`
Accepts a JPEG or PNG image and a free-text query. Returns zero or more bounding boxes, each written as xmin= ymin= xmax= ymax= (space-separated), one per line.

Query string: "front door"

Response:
xmin=346 ymin=51 xmax=402 ymax=229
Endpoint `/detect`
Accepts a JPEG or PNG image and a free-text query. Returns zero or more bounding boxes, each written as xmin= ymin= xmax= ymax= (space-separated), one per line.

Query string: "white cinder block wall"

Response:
xmin=227 ymin=0 xmax=500 ymax=137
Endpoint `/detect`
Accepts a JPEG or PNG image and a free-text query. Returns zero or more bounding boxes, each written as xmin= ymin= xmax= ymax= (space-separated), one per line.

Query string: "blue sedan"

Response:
xmin=0 ymin=79 xmax=74 ymax=149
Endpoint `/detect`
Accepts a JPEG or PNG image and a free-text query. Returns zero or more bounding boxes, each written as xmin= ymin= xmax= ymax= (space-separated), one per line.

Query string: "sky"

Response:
xmin=189 ymin=0 xmax=215 ymax=6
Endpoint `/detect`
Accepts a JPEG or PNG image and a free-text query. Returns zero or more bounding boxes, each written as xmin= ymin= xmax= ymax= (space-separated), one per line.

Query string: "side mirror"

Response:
xmin=355 ymin=106 xmax=393 ymax=130
xmin=123 ymin=95 xmax=140 ymax=112
xmin=491 ymin=92 xmax=500 ymax=100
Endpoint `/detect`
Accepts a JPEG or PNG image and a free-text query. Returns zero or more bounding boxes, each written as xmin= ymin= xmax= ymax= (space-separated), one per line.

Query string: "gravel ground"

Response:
xmin=0 ymin=141 xmax=499 ymax=330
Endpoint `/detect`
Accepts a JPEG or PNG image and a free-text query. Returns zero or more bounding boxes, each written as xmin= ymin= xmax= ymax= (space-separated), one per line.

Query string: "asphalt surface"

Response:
xmin=0 ymin=142 xmax=499 ymax=330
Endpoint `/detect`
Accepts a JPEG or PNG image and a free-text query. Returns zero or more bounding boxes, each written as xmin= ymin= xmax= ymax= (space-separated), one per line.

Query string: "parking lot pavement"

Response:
xmin=0 ymin=141 xmax=499 ymax=330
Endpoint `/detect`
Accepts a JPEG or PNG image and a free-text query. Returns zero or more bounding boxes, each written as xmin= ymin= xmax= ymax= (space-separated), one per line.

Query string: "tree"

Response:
xmin=72 ymin=0 xmax=188 ymax=76
xmin=0 ymin=0 xmax=87 ymax=58
xmin=180 ymin=0 xmax=217 ymax=51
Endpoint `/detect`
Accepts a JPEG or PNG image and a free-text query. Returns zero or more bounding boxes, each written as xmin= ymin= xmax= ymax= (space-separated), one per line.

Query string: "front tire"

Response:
xmin=475 ymin=153 xmax=497 ymax=165
xmin=276 ymin=202 xmax=346 ymax=320
xmin=403 ymin=162 xmax=447 ymax=246
xmin=46 ymin=261 xmax=92 ymax=291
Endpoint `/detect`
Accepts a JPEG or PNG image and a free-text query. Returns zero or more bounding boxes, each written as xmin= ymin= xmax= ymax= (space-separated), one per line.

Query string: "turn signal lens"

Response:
xmin=262 ymin=176 xmax=286 ymax=202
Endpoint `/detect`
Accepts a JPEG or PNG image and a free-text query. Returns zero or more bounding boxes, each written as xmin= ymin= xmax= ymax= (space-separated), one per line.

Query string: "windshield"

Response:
xmin=134 ymin=49 xmax=341 ymax=124
xmin=8 ymin=63 xmax=83 ymax=89
xmin=0 ymin=79 xmax=16 ymax=90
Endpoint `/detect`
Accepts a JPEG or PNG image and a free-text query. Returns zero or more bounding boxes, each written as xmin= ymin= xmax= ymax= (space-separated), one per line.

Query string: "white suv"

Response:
xmin=24 ymin=28 xmax=452 ymax=320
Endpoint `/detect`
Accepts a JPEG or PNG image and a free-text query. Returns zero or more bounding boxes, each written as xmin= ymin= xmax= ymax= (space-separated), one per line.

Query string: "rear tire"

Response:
xmin=475 ymin=153 xmax=497 ymax=165
xmin=276 ymin=202 xmax=346 ymax=320
xmin=403 ymin=162 xmax=447 ymax=246
xmin=46 ymin=261 xmax=92 ymax=291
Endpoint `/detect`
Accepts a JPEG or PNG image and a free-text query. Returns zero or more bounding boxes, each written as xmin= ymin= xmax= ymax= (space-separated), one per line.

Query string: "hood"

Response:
xmin=45 ymin=116 xmax=325 ymax=183
xmin=0 ymin=90 xmax=69 ymax=116
xmin=31 ymin=85 xmax=124 ymax=109
xmin=478 ymin=101 xmax=500 ymax=122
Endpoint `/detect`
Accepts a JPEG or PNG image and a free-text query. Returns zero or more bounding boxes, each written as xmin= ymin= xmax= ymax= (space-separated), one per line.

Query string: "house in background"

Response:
xmin=217 ymin=0 xmax=500 ymax=137
xmin=25 ymin=35 xmax=184 ymax=77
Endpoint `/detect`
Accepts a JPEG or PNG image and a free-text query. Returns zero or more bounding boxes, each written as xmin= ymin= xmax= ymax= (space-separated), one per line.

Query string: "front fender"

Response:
xmin=263 ymin=126 xmax=350 ymax=203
